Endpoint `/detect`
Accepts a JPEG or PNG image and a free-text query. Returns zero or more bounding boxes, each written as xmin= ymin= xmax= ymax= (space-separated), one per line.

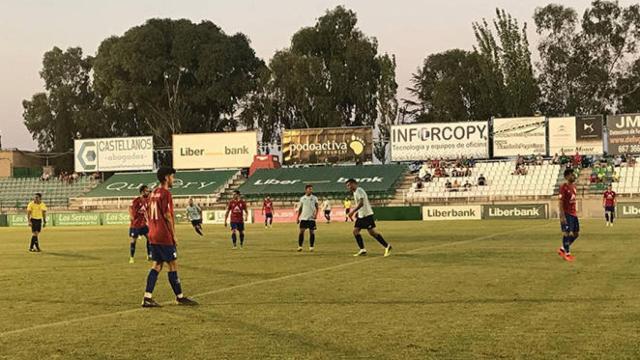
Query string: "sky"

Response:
xmin=0 ymin=0 xmax=632 ymax=150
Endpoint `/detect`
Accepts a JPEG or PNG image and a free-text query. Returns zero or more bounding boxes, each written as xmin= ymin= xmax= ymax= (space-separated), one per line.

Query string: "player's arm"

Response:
xmin=27 ymin=206 xmax=32 ymax=227
xmin=224 ymin=205 xmax=230 ymax=227
xmin=243 ymin=204 xmax=249 ymax=222
xmin=349 ymin=199 xmax=364 ymax=218
xmin=313 ymin=201 xmax=319 ymax=220
xmin=558 ymin=196 xmax=566 ymax=224
xmin=42 ymin=210 xmax=47 ymax=228
xmin=261 ymin=202 xmax=265 ymax=215
xmin=129 ymin=204 xmax=135 ymax=221
xmin=296 ymin=202 xmax=302 ymax=223
xmin=165 ymin=211 xmax=175 ymax=242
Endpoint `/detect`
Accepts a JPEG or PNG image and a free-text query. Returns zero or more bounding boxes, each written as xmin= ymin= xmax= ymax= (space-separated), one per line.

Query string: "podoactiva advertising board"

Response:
xmin=493 ymin=117 xmax=546 ymax=157
xmin=607 ymin=113 xmax=640 ymax=155
xmin=172 ymin=132 xmax=257 ymax=169
xmin=422 ymin=205 xmax=482 ymax=221
xmin=282 ymin=127 xmax=372 ymax=165
xmin=390 ymin=121 xmax=489 ymax=161
xmin=549 ymin=116 xmax=603 ymax=155
xmin=74 ymin=137 xmax=153 ymax=172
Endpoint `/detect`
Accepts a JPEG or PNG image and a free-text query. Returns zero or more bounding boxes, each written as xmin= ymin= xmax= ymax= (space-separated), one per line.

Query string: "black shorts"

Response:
xmin=31 ymin=219 xmax=42 ymax=232
xmin=605 ymin=206 xmax=615 ymax=213
xmin=299 ymin=220 xmax=317 ymax=230
xmin=345 ymin=208 xmax=350 ymax=214
xmin=191 ymin=219 xmax=203 ymax=227
xmin=265 ymin=213 xmax=273 ymax=219
xmin=149 ymin=244 xmax=177 ymax=262
xmin=129 ymin=226 xmax=149 ymax=238
xmin=324 ymin=210 xmax=331 ymax=216
xmin=354 ymin=215 xmax=376 ymax=230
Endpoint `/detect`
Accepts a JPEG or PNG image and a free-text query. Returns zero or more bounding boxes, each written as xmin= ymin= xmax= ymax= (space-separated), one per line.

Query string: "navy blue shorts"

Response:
xmin=561 ymin=214 xmax=580 ymax=233
xmin=265 ymin=213 xmax=273 ymax=219
xmin=605 ymin=206 xmax=615 ymax=213
xmin=149 ymin=244 xmax=177 ymax=262
xmin=191 ymin=219 xmax=202 ymax=227
xmin=129 ymin=226 xmax=149 ymax=238
xmin=299 ymin=220 xmax=317 ymax=230
xmin=230 ymin=222 xmax=245 ymax=231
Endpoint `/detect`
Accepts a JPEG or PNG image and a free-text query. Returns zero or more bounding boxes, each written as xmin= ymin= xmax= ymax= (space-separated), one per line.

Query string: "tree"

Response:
xmin=92 ymin=18 xmax=265 ymax=146
xmin=535 ymin=1 xmax=640 ymax=115
xmin=374 ymin=54 xmax=398 ymax=163
xmin=405 ymin=49 xmax=504 ymax=122
xmin=265 ymin=6 xmax=384 ymax=130
xmin=474 ymin=9 xmax=539 ymax=117
xmin=22 ymin=47 xmax=100 ymax=168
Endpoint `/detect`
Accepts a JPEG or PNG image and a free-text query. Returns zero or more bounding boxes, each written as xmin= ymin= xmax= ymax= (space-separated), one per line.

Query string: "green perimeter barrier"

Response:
xmin=8 ymin=214 xmax=29 ymax=227
xmin=617 ymin=203 xmax=640 ymax=218
xmin=101 ymin=212 xmax=130 ymax=225
xmin=482 ymin=204 xmax=548 ymax=220
xmin=52 ymin=213 xmax=101 ymax=226
xmin=372 ymin=206 xmax=422 ymax=221
xmin=0 ymin=214 xmax=7 ymax=227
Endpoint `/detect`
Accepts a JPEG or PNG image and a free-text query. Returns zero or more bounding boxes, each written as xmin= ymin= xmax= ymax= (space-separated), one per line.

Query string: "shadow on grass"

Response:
xmin=41 ymin=252 xmax=102 ymax=260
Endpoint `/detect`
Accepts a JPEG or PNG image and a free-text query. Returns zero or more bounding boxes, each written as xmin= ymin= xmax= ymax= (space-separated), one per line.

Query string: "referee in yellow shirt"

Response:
xmin=27 ymin=193 xmax=47 ymax=252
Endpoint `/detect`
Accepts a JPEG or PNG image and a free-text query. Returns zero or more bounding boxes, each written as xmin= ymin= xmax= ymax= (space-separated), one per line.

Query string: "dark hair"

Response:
xmin=35 ymin=193 xmax=42 ymax=198
xmin=233 ymin=190 xmax=241 ymax=195
xmin=157 ymin=167 xmax=176 ymax=183
xmin=139 ymin=185 xmax=148 ymax=193
xmin=563 ymin=169 xmax=574 ymax=177
xmin=345 ymin=178 xmax=357 ymax=185
xmin=305 ymin=184 xmax=313 ymax=190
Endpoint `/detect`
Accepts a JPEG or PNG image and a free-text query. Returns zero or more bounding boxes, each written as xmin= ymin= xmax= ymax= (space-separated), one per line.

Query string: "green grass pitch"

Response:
xmin=1 ymin=219 xmax=639 ymax=359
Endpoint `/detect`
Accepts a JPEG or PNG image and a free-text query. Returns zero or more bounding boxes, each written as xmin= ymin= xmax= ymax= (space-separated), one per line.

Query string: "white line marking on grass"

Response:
xmin=0 ymin=224 xmax=542 ymax=338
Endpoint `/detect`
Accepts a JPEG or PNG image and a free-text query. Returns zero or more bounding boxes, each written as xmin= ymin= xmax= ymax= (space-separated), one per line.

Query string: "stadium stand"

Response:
xmin=611 ymin=161 xmax=640 ymax=195
xmin=406 ymin=161 xmax=562 ymax=202
xmin=238 ymin=164 xmax=406 ymax=201
xmin=0 ymin=176 xmax=98 ymax=209
xmin=74 ymin=170 xmax=240 ymax=210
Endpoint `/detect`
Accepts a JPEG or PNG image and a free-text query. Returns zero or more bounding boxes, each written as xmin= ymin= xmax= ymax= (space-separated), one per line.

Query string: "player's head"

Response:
xmin=157 ymin=167 xmax=176 ymax=188
xmin=563 ymin=168 xmax=576 ymax=183
xmin=34 ymin=193 xmax=42 ymax=203
xmin=233 ymin=190 xmax=241 ymax=200
xmin=265 ymin=195 xmax=270 ymax=201
xmin=345 ymin=178 xmax=358 ymax=192
xmin=188 ymin=197 xmax=194 ymax=206
xmin=607 ymin=184 xmax=612 ymax=191
xmin=304 ymin=184 xmax=313 ymax=195
xmin=139 ymin=185 xmax=149 ymax=198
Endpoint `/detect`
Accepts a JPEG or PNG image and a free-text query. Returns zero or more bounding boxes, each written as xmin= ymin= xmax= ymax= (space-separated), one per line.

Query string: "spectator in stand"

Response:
xmin=559 ymin=151 xmax=570 ymax=165
xmin=445 ymin=179 xmax=452 ymax=191
xmin=535 ymin=153 xmax=544 ymax=165
xmin=418 ymin=165 xmax=429 ymax=180
xmin=627 ymin=155 xmax=636 ymax=167
xmin=552 ymin=153 xmax=560 ymax=165
xmin=614 ymin=155 xmax=623 ymax=167
xmin=516 ymin=154 xmax=524 ymax=167
xmin=478 ymin=174 xmax=487 ymax=186
xmin=434 ymin=167 xmax=443 ymax=178
xmin=513 ymin=164 xmax=528 ymax=176
xmin=573 ymin=151 xmax=582 ymax=168
xmin=464 ymin=165 xmax=472 ymax=177
xmin=413 ymin=177 xmax=424 ymax=191
xmin=463 ymin=180 xmax=472 ymax=190
xmin=597 ymin=166 xmax=606 ymax=183
xmin=612 ymin=171 xmax=620 ymax=182
xmin=468 ymin=156 xmax=476 ymax=167
xmin=452 ymin=179 xmax=460 ymax=192
xmin=424 ymin=172 xmax=432 ymax=182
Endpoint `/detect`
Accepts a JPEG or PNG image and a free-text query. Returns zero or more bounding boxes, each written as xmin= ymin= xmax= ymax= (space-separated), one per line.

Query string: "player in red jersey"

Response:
xmin=558 ymin=168 xmax=579 ymax=262
xmin=128 ymin=185 xmax=150 ymax=263
xmin=224 ymin=190 xmax=249 ymax=249
xmin=141 ymin=167 xmax=197 ymax=308
xmin=603 ymin=184 xmax=617 ymax=227
xmin=262 ymin=195 xmax=274 ymax=228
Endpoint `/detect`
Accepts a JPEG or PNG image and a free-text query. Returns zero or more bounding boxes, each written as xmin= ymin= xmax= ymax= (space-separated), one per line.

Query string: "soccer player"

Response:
xmin=296 ymin=184 xmax=318 ymax=252
xmin=343 ymin=197 xmax=352 ymax=222
xmin=557 ymin=168 xmax=579 ymax=262
xmin=603 ymin=184 xmax=617 ymax=227
xmin=186 ymin=198 xmax=204 ymax=236
xmin=262 ymin=195 xmax=274 ymax=228
xmin=129 ymin=185 xmax=151 ymax=263
xmin=224 ymin=190 xmax=248 ymax=249
xmin=142 ymin=167 xmax=197 ymax=307
xmin=321 ymin=197 xmax=332 ymax=223
xmin=27 ymin=193 xmax=47 ymax=252
xmin=346 ymin=179 xmax=392 ymax=257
